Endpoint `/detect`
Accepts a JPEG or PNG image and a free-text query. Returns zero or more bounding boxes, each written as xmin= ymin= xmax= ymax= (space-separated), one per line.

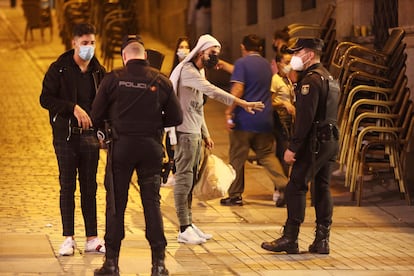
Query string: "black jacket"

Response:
xmin=40 ymin=49 xmax=106 ymax=139
xmin=91 ymin=59 xmax=183 ymax=138
xmin=289 ymin=63 xmax=339 ymax=153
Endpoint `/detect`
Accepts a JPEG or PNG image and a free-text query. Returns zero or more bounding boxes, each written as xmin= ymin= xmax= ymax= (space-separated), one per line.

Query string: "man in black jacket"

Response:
xmin=40 ymin=23 xmax=106 ymax=256
xmin=92 ymin=35 xmax=183 ymax=276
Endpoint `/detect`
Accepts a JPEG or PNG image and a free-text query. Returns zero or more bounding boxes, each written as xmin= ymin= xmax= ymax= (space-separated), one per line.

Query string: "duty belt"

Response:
xmin=316 ymin=124 xmax=339 ymax=142
xmin=70 ymin=127 xmax=95 ymax=135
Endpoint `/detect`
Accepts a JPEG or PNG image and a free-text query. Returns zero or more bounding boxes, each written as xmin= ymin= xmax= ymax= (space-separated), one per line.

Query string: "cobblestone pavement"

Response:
xmin=0 ymin=3 xmax=414 ymax=276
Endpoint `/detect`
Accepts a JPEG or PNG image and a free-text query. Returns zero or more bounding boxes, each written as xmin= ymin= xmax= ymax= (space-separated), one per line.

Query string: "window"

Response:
xmin=302 ymin=0 xmax=316 ymax=11
xmin=272 ymin=0 xmax=285 ymax=19
xmin=246 ymin=0 xmax=258 ymax=25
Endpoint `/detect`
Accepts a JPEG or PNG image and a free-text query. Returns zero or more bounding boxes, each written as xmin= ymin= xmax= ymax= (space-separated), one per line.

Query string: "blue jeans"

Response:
xmin=173 ymin=132 xmax=202 ymax=227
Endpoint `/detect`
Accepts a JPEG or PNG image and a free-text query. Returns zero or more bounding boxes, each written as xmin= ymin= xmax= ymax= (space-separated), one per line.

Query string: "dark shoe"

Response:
xmin=309 ymin=224 xmax=330 ymax=254
xmin=151 ymin=254 xmax=170 ymax=276
xmin=220 ymin=196 xmax=243 ymax=206
xmin=151 ymin=261 xmax=170 ymax=276
xmin=94 ymin=257 xmax=119 ymax=276
xmin=151 ymin=250 xmax=169 ymax=276
xmin=275 ymin=190 xmax=286 ymax=207
xmin=261 ymin=224 xmax=300 ymax=254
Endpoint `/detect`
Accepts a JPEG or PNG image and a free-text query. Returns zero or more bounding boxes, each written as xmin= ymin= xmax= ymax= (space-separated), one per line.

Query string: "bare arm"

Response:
xmin=217 ymin=59 xmax=234 ymax=74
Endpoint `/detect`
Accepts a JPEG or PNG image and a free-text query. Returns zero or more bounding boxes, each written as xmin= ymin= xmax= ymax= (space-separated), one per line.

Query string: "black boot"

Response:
xmin=94 ymin=257 xmax=119 ymax=276
xmin=151 ymin=251 xmax=169 ymax=276
xmin=309 ymin=224 xmax=330 ymax=254
xmin=261 ymin=224 xmax=300 ymax=254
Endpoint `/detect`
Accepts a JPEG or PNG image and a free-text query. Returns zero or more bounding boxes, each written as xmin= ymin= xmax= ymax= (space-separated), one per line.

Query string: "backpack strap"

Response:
xmin=309 ymin=67 xmax=329 ymax=123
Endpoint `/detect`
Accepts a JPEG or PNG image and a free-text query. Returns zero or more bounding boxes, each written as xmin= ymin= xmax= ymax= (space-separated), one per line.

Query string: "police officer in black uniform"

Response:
xmin=92 ymin=35 xmax=183 ymax=276
xmin=261 ymin=38 xmax=339 ymax=255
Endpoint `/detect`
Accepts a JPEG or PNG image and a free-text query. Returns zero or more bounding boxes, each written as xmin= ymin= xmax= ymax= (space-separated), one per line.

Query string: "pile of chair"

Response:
xmin=53 ymin=0 xmax=165 ymax=71
xmin=329 ymin=27 xmax=412 ymax=206
xmin=21 ymin=0 xmax=53 ymax=42
xmin=286 ymin=2 xmax=337 ymax=68
xmin=94 ymin=0 xmax=139 ymax=69
xmin=55 ymin=0 xmax=91 ymax=49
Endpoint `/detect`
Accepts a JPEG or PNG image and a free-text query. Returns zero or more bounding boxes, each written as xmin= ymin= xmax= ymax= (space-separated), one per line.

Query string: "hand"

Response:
xmin=243 ymin=100 xmax=265 ymax=114
xmin=204 ymin=137 xmax=214 ymax=150
xmin=98 ymin=139 xmax=108 ymax=150
xmin=215 ymin=59 xmax=225 ymax=70
xmin=284 ymin=149 xmax=296 ymax=165
xmin=284 ymin=102 xmax=296 ymax=116
xmin=73 ymin=105 xmax=92 ymax=129
xmin=216 ymin=59 xmax=234 ymax=73
xmin=225 ymin=114 xmax=235 ymax=131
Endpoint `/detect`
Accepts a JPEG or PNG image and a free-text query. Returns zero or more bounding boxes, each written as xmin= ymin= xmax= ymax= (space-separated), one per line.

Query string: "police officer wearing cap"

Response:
xmin=261 ymin=38 xmax=339 ymax=255
xmin=92 ymin=35 xmax=183 ymax=276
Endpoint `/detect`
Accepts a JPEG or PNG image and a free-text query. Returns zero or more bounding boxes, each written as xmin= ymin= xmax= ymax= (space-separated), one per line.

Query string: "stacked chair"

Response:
xmin=330 ymin=27 xmax=412 ymax=205
xmin=93 ymin=0 xmax=139 ymax=70
xmin=94 ymin=0 xmax=166 ymax=70
xmin=330 ymin=28 xmax=406 ymax=91
xmin=54 ymin=0 xmax=141 ymax=70
xmin=286 ymin=2 xmax=337 ymax=68
xmin=99 ymin=8 xmax=138 ymax=69
xmin=55 ymin=0 xmax=91 ymax=50
xmin=21 ymin=0 xmax=53 ymax=41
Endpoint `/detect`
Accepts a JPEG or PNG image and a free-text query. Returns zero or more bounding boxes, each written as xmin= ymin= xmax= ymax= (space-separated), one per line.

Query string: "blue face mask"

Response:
xmin=78 ymin=45 xmax=94 ymax=61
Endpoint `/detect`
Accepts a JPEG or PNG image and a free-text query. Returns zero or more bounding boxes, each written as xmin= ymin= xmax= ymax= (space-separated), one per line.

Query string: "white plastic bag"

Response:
xmin=193 ymin=151 xmax=236 ymax=200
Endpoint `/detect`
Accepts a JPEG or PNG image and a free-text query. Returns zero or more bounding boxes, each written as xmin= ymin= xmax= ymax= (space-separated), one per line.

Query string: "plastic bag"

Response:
xmin=193 ymin=151 xmax=236 ymax=200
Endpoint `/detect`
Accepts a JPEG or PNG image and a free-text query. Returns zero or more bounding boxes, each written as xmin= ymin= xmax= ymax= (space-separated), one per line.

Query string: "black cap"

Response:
xmin=286 ymin=38 xmax=324 ymax=54
xmin=121 ymin=34 xmax=144 ymax=53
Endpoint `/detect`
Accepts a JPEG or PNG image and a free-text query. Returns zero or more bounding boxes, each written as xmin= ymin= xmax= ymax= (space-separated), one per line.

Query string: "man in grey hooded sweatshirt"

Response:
xmin=169 ymin=34 xmax=265 ymax=245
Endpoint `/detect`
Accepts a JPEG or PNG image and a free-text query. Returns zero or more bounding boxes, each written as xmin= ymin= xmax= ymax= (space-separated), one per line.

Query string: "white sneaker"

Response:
xmin=85 ymin=237 xmax=105 ymax=253
xmin=192 ymin=224 xmax=212 ymax=240
xmin=177 ymin=226 xmax=206 ymax=244
xmin=273 ymin=190 xmax=280 ymax=202
xmin=59 ymin=237 xmax=76 ymax=256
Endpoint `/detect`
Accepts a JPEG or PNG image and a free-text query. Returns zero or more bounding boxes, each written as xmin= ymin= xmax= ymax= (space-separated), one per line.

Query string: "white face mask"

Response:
xmin=78 ymin=45 xmax=94 ymax=61
xmin=290 ymin=55 xmax=304 ymax=71
xmin=281 ymin=64 xmax=292 ymax=74
xmin=176 ymin=48 xmax=190 ymax=60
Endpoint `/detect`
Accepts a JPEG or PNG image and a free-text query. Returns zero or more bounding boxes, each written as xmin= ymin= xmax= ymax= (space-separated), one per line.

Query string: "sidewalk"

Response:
xmin=0 ymin=3 xmax=413 ymax=276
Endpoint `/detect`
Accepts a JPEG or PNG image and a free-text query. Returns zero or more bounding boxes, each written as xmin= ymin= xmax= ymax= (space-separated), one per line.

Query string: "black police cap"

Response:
xmin=286 ymin=38 xmax=324 ymax=54
xmin=121 ymin=34 xmax=144 ymax=53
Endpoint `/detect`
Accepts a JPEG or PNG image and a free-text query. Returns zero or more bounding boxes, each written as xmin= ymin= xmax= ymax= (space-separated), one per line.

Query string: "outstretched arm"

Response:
xmin=230 ymin=82 xmax=264 ymax=114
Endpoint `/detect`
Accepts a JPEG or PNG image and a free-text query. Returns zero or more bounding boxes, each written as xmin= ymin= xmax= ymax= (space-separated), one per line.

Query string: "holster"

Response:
xmin=316 ymin=123 xmax=339 ymax=142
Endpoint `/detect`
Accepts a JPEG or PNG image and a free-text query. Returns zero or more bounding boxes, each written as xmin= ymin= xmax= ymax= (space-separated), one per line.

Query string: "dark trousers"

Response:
xmin=273 ymin=111 xmax=292 ymax=176
xmin=228 ymin=130 xmax=288 ymax=197
xmin=53 ymin=134 xmax=100 ymax=237
xmin=285 ymin=139 xmax=338 ymax=227
xmin=104 ymin=136 xmax=167 ymax=258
